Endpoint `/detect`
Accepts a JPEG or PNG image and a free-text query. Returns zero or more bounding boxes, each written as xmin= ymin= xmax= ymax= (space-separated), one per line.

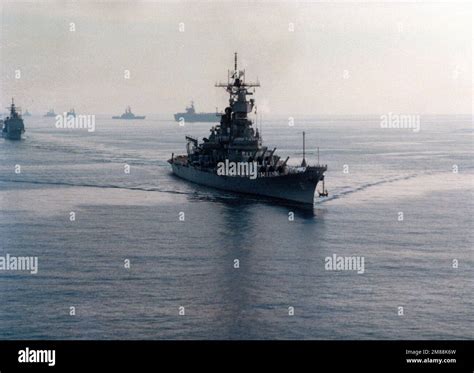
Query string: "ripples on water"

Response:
xmin=0 ymin=115 xmax=472 ymax=339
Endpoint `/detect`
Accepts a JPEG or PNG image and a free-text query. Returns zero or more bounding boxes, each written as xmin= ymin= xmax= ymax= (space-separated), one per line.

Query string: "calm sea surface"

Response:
xmin=0 ymin=115 xmax=472 ymax=339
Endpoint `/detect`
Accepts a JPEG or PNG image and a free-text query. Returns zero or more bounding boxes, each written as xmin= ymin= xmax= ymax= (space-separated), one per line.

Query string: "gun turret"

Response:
xmin=266 ymin=147 xmax=277 ymax=165
xmin=185 ymin=135 xmax=198 ymax=146
xmin=277 ymin=156 xmax=290 ymax=172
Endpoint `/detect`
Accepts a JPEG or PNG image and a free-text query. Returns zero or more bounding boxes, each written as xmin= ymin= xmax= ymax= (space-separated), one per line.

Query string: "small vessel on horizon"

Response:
xmin=66 ymin=109 xmax=76 ymax=118
xmin=1 ymin=98 xmax=25 ymax=140
xmin=174 ymin=101 xmax=220 ymax=123
xmin=112 ymin=106 xmax=145 ymax=120
xmin=23 ymin=109 xmax=31 ymax=117
xmin=44 ymin=108 xmax=57 ymax=117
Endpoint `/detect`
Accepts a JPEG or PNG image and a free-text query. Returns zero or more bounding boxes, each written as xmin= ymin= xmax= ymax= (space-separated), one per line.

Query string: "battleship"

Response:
xmin=169 ymin=53 xmax=328 ymax=206
xmin=112 ymin=106 xmax=145 ymax=120
xmin=1 ymin=98 xmax=25 ymax=140
xmin=174 ymin=101 xmax=219 ymax=123
xmin=44 ymin=109 xmax=57 ymax=117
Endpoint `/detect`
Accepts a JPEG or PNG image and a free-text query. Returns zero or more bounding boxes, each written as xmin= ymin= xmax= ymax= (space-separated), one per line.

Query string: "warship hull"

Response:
xmin=170 ymin=162 xmax=325 ymax=205
xmin=112 ymin=116 xmax=145 ymax=120
xmin=2 ymin=129 xmax=23 ymax=140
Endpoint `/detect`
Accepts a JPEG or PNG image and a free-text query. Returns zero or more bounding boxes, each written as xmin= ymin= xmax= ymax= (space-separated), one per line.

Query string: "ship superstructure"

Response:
xmin=112 ymin=106 xmax=145 ymax=120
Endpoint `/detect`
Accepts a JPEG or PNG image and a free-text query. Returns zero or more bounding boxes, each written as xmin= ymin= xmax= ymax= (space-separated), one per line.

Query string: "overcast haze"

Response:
xmin=0 ymin=1 xmax=471 ymax=115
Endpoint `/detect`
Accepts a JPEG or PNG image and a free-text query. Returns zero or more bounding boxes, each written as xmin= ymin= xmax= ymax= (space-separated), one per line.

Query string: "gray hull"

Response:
xmin=112 ymin=116 xmax=146 ymax=120
xmin=2 ymin=118 xmax=24 ymax=140
xmin=174 ymin=113 xmax=219 ymax=123
xmin=171 ymin=163 xmax=324 ymax=205
xmin=2 ymin=130 xmax=23 ymax=140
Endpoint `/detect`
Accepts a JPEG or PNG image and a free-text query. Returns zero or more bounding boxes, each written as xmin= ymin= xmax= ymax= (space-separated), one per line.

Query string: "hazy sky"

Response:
xmin=0 ymin=1 xmax=471 ymax=115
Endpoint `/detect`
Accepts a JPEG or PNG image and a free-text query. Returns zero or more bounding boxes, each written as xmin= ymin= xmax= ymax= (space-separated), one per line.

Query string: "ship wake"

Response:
xmin=0 ymin=178 xmax=190 ymax=196
xmin=315 ymin=173 xmax=423 ymax=204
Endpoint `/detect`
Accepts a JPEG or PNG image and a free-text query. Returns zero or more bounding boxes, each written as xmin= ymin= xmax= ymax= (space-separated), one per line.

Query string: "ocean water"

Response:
xmin=0 ymin=114 xmax=472 ymax=340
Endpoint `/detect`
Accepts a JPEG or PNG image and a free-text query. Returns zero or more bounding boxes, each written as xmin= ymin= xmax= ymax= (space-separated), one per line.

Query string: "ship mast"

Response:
xmin=213 ymin=52 xmax=262 ymax=144
xmin=301 ymin=131 xmax=307 ymax=167
xmin=215 ymin=52 xmax=260 ymax=97
xmin=8 ymin=97 xmax=20 ymax=118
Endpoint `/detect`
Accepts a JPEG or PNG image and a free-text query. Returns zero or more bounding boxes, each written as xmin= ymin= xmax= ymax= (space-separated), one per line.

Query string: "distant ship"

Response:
xmin=112 ymin=106 xmax=145 ymax=120
xmin=44 ymin=109 xmax=57 ymax=117
xmin=66 ymin=109 xmax=76 ymax=118
xmin=1 ymin=98 xmax=25 ymax=140
xmin=169 ymin=53 xmax=328 ymax=206
xmin=23 ymin=109 xmax=31 ymax=116
xmin=174 ymin=101 xmax=219 ymax=123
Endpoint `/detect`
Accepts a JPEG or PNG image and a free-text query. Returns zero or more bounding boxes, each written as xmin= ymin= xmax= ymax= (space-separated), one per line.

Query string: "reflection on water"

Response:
xmin=0 ymin=116 xmax=472 ymax=339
